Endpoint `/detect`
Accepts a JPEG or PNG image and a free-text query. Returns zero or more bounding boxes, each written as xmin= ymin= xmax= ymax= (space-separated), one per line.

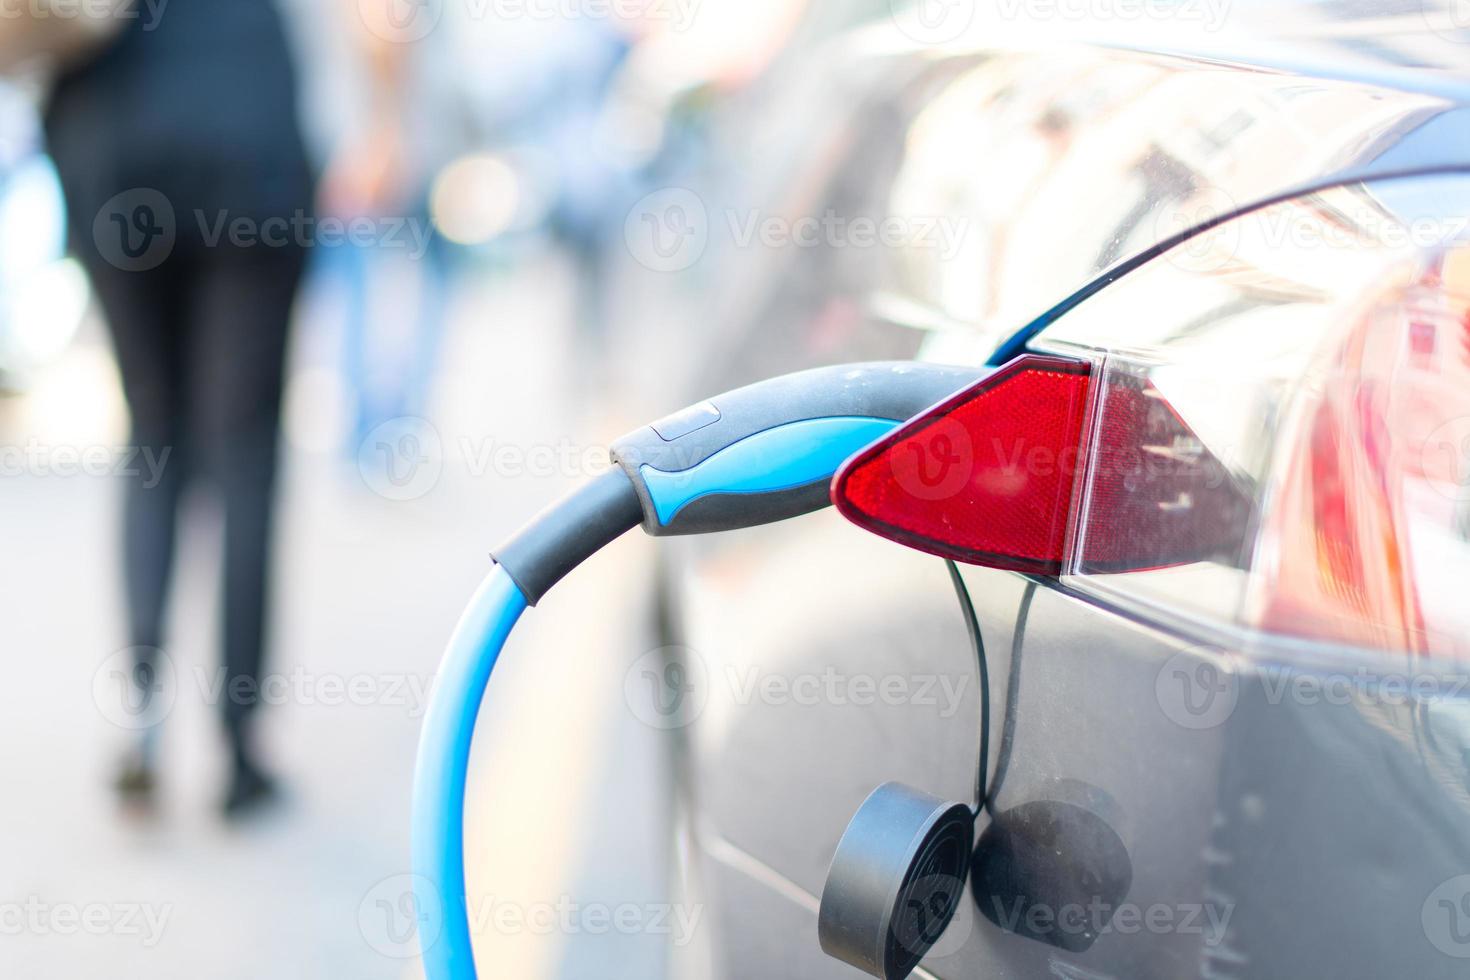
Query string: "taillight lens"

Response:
xmin=1249 ymin=256 xmax=1470 ymax=655
xmin=833 ymin=355 xmax=1092 ymax=574
xmin=1078 ymin=370 xmax=1255 ymax=573
xmin=832 ymin=353 xmax=1251 ymax=577
xmin=837 ymin=173 xmax=1470 ymax=658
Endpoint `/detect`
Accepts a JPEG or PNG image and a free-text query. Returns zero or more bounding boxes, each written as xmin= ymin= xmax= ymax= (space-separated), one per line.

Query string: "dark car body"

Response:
xmin=644 ymin=5 xmax=1470 ymax=979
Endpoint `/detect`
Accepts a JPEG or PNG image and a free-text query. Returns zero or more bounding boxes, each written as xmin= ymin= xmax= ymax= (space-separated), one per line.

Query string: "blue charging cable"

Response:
xmin=412 ymin=569 xmax=527 ymax=980
xmin=410 ymin=361 xmax=983 ymax=980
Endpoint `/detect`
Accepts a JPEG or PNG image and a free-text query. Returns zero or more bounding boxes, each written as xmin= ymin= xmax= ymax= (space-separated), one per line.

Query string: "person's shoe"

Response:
xmin=222 ymin=760 xmax=279 ymax=820
xmin=113 ymin=752 xmax=157 ymax=812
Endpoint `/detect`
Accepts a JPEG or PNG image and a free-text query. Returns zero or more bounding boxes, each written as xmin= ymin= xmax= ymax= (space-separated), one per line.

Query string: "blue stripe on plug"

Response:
xmin=639 ymin=416 xmax=901 ymax=526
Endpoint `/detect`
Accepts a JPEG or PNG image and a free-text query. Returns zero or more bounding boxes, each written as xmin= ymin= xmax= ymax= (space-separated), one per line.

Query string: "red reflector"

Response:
xmin=1078 ymin=371 xmax=1254 ymax=573
xmin=832 ymin=355 xmax=1092 ymax=574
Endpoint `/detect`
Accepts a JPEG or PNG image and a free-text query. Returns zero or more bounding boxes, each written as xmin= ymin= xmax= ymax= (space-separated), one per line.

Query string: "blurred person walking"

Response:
xmin=41 ymin=0 xmax=321 ymax=817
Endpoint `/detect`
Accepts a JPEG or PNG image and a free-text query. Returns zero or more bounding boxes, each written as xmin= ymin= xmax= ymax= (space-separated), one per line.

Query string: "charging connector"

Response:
xmin=415 ymin=360 xmax=983 ymax=980
xmin=611 ymin=361 xmax=981 ymax=536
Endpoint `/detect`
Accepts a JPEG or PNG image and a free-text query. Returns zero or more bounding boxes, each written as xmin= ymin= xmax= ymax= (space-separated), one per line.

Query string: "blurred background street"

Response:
xmin=0 ymin=250 xmax=679 ymax=978
xmin=0 ymin=0 xmax=892 ymax=976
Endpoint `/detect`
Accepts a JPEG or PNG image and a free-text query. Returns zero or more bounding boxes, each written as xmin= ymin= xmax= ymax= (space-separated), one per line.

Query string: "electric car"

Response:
xmin=648 ymin=6 xmax=1470 ymax=979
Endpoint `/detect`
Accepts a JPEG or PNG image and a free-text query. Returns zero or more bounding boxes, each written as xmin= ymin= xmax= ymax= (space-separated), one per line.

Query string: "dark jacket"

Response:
xmin=44 ymin=0 xmax=313 ymax=251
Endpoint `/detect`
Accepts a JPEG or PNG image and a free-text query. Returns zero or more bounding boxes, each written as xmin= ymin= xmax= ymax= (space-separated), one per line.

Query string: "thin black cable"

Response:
xmin=986 ymin=581 xmax=1037 ymax=808
xmin=946 ymin=560 xmax=990 ymax=815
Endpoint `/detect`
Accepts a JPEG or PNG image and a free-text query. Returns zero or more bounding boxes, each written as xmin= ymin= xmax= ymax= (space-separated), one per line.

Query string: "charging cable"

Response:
xmin=412 ymin=361 xmax=983 ymax=980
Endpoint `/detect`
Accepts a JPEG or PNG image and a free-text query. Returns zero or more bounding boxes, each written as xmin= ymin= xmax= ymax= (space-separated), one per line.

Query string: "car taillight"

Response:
xmin=835 ymin=173 xmax=1470 ymax=658
xmin=1249 ymin=255 xmax=1470 ymax=655
xmin=833 ymin=355 xmax=1091 ymax=574
xmin=832 ymin=353 xmax=1251 ymax=576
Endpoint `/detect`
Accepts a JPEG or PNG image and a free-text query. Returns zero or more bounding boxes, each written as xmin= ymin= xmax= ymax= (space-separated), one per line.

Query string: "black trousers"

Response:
xmin=82 ymin=239 xmax=307 ymax=744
